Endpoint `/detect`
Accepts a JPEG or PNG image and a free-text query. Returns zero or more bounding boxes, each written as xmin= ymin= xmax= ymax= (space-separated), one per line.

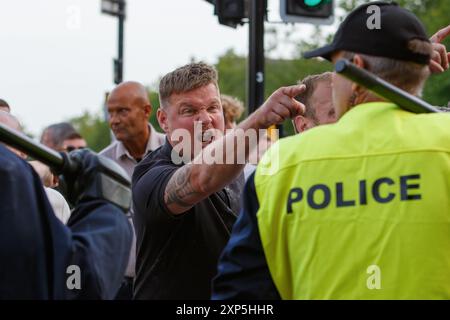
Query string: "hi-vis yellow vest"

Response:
xmin=255 ymin=102 xmax=450 ymax=300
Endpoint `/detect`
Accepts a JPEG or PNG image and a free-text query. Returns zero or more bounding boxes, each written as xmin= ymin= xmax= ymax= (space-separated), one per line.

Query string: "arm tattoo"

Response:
xmin=165 ymin=165 xmax=201 ymax=210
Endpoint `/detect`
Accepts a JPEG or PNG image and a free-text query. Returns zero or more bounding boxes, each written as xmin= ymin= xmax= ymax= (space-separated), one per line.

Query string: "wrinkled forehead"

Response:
xmin=315 ymin=79 xmax=333 ymax=94
xmin=108 ymin=86 xmax=148 ymax=107
xmin=167 ymin=83 xmax=221 ymax=108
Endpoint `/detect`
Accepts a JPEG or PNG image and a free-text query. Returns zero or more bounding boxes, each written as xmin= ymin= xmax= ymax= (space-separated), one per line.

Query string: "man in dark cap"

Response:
xmin=213 ymin=1 xmax=450 ymax=299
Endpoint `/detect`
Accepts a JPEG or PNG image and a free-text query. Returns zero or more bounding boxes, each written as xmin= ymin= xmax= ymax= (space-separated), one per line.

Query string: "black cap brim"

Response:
xmin=303 ymin=43 xmax=337 ymax=61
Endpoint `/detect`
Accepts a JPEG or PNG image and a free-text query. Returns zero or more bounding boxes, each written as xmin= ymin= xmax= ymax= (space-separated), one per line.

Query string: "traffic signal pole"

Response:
xmin=248 ymin=1 xmax=283 ymax=136
xmin=207 ymin=0 xmax=335 ymax=137
xmin=115 ymin=0 xmax=125 ymax=84
xmin=248 ymin=0 xmax=265 ymax=114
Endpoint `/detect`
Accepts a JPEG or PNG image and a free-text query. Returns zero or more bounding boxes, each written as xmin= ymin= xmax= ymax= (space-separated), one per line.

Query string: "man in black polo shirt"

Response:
xmin=132 ymin=62 xmax=306 ymax=299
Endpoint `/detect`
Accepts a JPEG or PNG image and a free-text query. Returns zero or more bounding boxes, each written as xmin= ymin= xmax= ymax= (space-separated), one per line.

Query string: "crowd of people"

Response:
xmin=1 ymin=1 xmax=450 ymax=300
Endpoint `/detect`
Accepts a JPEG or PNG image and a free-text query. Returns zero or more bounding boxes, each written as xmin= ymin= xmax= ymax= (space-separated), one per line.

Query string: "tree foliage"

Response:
xmin=69 ymin=111 xmax=111 ymax=152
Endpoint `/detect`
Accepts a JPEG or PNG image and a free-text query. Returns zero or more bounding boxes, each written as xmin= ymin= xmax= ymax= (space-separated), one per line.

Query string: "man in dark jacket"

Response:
xmin=0 ymin=144 xmax=132 ymax=299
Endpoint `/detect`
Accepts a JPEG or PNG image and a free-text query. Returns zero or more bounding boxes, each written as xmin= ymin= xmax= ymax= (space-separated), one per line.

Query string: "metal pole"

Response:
xmin=115 ymin=0 xmax=125 ymax=84
xmin=0 ymin=122 xmax=131 ymax=186
xmin=335 ymin=59 xmax=440 ymax=114
xmin=0 ymin=122 xmax=132 ymax=211
xmin=0 ymin=123 xmax=68 ymax=171
xmin=248 ymin=0 xmax=265 ymax=114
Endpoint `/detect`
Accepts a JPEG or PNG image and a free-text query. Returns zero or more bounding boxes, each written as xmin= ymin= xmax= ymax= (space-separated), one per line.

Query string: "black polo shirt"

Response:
xmin=132 ymin=140 xmax=244 ymax=300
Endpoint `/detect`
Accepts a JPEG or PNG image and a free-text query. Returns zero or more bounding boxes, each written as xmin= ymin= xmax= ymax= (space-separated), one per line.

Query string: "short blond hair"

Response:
xmin=159 ymin=62 xmax=218 ymax=107
xmin=221 ymin=94 xmax=244 ymax=126
xmin=296 ymin=72 xmax=332 ymax=120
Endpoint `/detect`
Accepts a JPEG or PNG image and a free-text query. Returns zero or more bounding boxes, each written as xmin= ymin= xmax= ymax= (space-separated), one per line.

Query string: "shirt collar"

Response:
xmin=114 ymin=123 xmax=161 ymax=161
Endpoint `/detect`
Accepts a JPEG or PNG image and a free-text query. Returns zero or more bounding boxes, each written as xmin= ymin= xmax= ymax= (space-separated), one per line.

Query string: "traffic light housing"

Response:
xmin=205 ymin=0 xmax=248 ymax=28
xmin=280 ymin=0 xmax=334 ymax=25
xmin=218 ymin=0 xmax=248 ymax=28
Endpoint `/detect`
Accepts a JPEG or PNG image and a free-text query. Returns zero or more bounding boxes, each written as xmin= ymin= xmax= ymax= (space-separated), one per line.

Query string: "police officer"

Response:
xmin=0 ymin=144 xmax=132 ymax=299
xmin=213 ymin=2 xmax=450 ymax=299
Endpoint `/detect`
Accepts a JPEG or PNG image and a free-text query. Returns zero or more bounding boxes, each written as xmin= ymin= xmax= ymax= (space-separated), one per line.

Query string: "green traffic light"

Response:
xmin=304 ymin=0 xmax=331 ymax=7
xmin=305 ymin=0 xmax=322 ymax=6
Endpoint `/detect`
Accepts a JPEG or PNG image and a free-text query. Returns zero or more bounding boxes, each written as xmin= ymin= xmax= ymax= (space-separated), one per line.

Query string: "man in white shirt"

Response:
xmin=99 ymin=81 xmax=165 ymax=299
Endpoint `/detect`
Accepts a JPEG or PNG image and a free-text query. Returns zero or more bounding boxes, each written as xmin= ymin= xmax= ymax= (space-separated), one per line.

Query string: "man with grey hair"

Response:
xmin=132 ymin=62 xmax=306 ymax=299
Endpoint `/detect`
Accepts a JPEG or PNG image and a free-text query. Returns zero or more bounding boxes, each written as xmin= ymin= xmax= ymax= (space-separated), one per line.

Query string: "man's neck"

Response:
xmin=122 ymin=126 xmax=150 ymax=160
xmin=356 ymin=92 xmax=385 ymax=106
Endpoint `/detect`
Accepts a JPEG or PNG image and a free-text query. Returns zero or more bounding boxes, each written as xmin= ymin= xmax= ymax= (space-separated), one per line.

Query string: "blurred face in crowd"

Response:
xmin=0 ymin=106 xmax=10 ymax=113
xmin=0 ymin=111 xmax=26 ymax=159
xmin=158 ymin=83 xmax=225 ymax=152
xmin=107 ymin=82 xmax=151 ymax=143
xmin=61 ymin=137 xmax=87 ymax=152
xmin=331 ymin=51 xmax=355 ymax=118
xmin=293 ymin=80 xmax=336 ymax=132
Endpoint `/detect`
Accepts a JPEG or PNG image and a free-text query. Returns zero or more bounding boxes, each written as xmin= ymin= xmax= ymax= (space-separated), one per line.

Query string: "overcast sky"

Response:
xmin=0 ymin=0 xmax=323 ymax=136
xmin=0 ymin=0 xmax=246 ymax=136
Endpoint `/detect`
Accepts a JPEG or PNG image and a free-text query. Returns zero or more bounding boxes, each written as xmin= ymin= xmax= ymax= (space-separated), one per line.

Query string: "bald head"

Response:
xmin=106 ymin=81 xmax=152 ymax=143
xmin=108 ymin=81 xmax=150 ymax=106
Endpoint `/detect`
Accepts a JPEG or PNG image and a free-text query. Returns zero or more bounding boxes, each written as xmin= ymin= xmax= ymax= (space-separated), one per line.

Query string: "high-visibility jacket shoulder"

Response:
xmin=255 ymin=102 xmax=450 ymax=299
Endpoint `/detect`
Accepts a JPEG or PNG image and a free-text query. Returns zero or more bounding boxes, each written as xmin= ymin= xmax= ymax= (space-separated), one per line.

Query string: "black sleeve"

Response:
xmin=132 ymin=163 xmax=179 ymax=225
xmin=212 ymin=172 xmax=281 ymax=300
xmin=0 ymin=146 xmax=132 ymax=299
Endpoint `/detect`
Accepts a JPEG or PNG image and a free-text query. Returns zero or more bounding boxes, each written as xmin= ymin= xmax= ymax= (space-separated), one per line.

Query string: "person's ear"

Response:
xmin=294 ymin=115 xmax=309 ymax=133
xmin=157 ymin=108 xmax=169 ymax=133
xmin=143 ymin=103 xmax=151 ymax=119
xmin=352 ymin=54 xmax=365 ymax=68
xmin=351 ymin=54 xmax=366 ymax=92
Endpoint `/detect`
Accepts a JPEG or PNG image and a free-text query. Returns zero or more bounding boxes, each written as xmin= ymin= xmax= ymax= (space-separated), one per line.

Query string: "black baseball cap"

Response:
xmin=303 ymin=1 xmax=430 ymax=65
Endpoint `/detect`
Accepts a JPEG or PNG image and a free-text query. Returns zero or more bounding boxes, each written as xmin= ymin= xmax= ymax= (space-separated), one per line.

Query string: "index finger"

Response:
xmin=430 ymin=24 xmax=450 ymax=43
xmin=280 ymin=84 xmax=306 ymax=98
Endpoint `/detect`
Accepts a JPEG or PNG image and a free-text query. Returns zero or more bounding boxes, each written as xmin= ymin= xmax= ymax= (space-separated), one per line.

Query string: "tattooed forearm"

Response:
xmin=165 ymin=165 xmax=202 ymax=211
